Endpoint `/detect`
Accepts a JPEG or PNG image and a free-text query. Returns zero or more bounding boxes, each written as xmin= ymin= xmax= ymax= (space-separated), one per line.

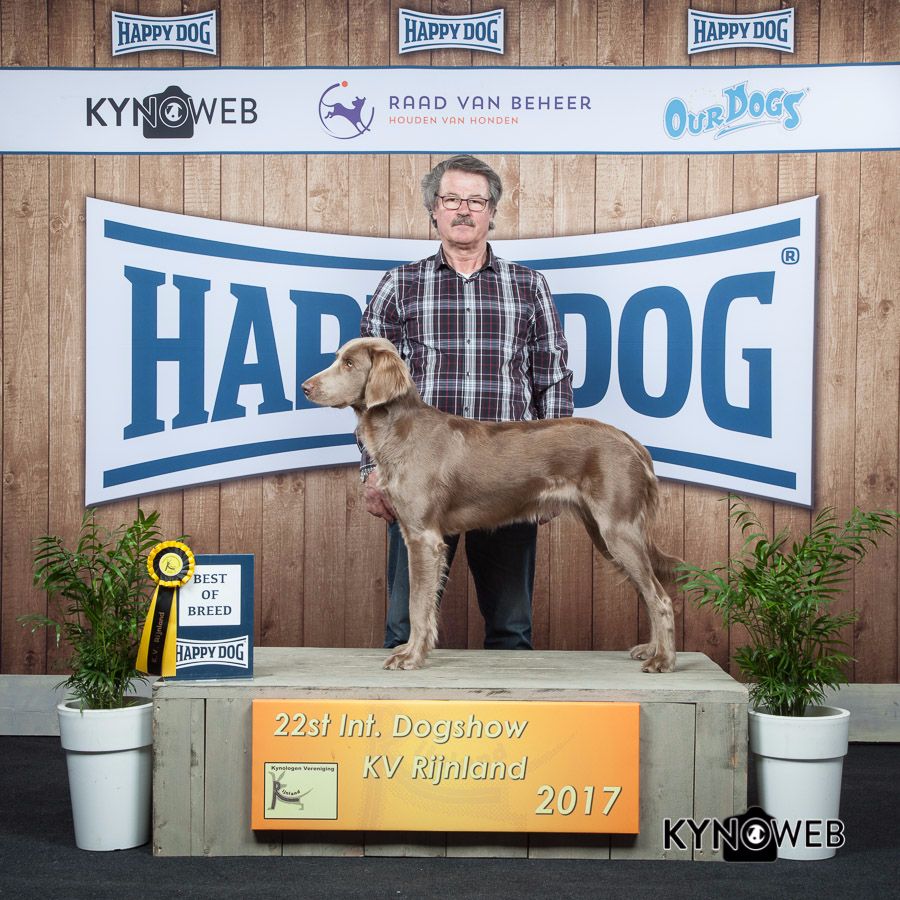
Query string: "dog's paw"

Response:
xmin=383 ymin=644 xmax=425 ymax=671
xmin=629 ymin=642 xmax=656 ymax=661
xmin=641 ymin=652 xmax=676 ymax=674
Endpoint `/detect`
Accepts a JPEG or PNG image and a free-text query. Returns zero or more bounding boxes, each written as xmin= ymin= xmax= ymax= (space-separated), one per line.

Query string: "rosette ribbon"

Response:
xmin=137 ymin=541 xmax=195 ymax=677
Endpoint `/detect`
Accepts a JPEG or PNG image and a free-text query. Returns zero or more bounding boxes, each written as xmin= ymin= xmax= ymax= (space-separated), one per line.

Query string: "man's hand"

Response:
xmin=363 ymin=469 xmax=397 ymax=523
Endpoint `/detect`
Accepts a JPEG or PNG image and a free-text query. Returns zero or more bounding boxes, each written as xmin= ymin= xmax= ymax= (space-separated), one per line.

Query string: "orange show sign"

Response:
xmin=252 ymin=699 xmax=639 ymax=833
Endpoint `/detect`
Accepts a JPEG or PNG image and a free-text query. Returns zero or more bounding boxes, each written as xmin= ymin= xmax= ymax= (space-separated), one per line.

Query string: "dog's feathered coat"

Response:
xmin=303 ymin=337 xmax=679 ymax=673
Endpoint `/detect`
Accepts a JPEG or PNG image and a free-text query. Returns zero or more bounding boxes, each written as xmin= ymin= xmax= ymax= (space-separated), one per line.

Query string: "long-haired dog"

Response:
xmin=302 ymin=337 xmax=679 ymax=673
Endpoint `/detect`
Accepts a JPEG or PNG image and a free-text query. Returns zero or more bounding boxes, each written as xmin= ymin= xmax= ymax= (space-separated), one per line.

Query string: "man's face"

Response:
xmin=432 ymin=170 xmax=495 ymax=252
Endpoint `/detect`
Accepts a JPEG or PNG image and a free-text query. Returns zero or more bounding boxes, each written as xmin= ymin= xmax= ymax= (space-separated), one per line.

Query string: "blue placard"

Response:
xmin=174 ymin=554 xmax=254 ymax=679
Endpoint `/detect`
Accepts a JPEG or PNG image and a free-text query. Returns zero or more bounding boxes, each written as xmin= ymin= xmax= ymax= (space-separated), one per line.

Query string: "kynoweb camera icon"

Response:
xmin=738 ymin=814 xmax=775 ymax=855
xmin=142 ymin=85 xmax=194 ymax=139
xmin=663 ymin=805 xmax=778 ymax=862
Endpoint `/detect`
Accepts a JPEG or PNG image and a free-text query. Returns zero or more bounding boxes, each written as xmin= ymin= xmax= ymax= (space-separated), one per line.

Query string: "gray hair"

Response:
xmin=421 ymin=155 xmax=502 ymax=228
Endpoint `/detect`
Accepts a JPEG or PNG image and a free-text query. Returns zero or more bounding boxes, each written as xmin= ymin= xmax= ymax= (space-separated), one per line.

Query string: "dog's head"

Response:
xmin=301 ymin=337 xmax=415 ymax=411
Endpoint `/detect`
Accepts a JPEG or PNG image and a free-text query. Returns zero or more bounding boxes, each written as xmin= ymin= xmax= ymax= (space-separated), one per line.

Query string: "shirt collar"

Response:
xmin=434 ymin=243 xmax=497 ymax=274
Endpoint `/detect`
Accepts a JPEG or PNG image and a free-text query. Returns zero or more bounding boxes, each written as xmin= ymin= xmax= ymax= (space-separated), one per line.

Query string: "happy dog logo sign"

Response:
xmin=318 ymin=81 xmax=375 ymax=140
xmin=177 ymin=636 xmax=249 ymax=669
xmin=664 ymin=81 xmax=807 ymax=141
xmin=399 ymin=8 xmax=504 ymax=54
xmin=85 ymin=196 xmax=817 ymax=508
xmin=688 ymin=8 xmax=794 ymax=55
xmin=111 ymin=10 xmax=217 ymax=56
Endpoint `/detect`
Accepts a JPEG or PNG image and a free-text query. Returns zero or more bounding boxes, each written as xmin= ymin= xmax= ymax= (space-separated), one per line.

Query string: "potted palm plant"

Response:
xmin=679 ymin=497 xmax=897 ymax=860
xmin=20 ymin=508 xmax=163 ymax=851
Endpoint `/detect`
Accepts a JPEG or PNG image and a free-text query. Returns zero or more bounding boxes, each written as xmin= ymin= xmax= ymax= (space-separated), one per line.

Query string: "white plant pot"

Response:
xmin=57 ymin=698 xmax=153 ymax=851
xmin=749 ymin=705 xmax=850 ymax=861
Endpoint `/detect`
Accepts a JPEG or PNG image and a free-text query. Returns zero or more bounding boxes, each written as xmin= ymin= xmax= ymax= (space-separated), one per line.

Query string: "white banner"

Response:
xmin=86 ymin=197 xmax=816 ymax=506
xmin=2 ymin=65 xmax=898 ymax=154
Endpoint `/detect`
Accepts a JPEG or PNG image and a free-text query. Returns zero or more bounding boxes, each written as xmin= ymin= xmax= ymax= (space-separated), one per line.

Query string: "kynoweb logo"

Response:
xmin=85 ymin=85 xmax=258 ymax=139
xmin=663 ymin=806 xmax=846 ymax=861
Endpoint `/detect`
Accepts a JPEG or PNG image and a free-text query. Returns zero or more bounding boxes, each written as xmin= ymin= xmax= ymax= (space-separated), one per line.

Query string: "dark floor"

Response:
xmin=1 ymin=736 xmax=898 ymax=900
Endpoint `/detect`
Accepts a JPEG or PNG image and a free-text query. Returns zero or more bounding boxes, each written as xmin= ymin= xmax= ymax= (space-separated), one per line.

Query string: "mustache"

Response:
xmin=451 ymin=214 xmax=476 ymax=226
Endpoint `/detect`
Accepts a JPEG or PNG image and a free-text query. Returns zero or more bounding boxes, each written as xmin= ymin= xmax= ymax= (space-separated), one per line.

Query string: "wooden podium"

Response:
xmin=153 ymin=647 xmax=747 ymax=860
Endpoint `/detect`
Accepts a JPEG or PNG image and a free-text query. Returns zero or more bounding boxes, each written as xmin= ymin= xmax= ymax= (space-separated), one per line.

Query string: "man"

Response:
xmin=360 ymin=154 xmax=573 ymax=651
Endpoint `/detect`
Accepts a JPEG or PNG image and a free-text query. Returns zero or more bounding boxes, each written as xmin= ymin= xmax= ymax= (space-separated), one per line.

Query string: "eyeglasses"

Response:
xmin=437 ymin=195 xmax=490 ymax=212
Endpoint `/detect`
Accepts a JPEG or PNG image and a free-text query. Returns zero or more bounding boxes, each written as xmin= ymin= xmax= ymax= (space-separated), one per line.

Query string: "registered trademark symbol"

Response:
xmin=782 ymin=246 xmax=800 ymax=265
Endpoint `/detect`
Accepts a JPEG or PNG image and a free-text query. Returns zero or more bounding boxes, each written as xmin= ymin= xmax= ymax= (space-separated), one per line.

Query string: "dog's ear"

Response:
xmin=364 ymin=348 xmax=413 ymax=408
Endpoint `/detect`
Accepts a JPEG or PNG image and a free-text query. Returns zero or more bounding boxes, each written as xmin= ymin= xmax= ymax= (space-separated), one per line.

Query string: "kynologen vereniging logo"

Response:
xmin=318 ymin=81 xmax=374 ymax=140
xmin=263 ymin=762 xmax=338 ymax=820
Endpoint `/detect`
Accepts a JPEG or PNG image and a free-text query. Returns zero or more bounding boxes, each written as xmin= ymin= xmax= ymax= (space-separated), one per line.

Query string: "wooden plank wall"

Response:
xmin=1 ymin=0 xmax=898 ymax=684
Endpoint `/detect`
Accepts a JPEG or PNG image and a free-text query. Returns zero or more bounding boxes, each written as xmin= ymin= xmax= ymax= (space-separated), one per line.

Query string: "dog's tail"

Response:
xmin=650 ymin=541 xmax=682 ymax=589
xmin=627 ymin=433 xmax=683 ymax=589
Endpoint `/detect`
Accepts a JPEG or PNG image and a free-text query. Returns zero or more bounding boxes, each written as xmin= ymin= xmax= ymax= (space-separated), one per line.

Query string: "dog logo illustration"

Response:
xmin=269 ymin=769 xmax=313 ymax=810
xmin=318 ymin=80 xmax=374 ymax=139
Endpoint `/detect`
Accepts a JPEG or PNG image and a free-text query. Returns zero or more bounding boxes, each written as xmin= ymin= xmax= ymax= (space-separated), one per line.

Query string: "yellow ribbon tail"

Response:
xmin=136 ymin=584 xmax=179 ymax=677
xmin=161 ymin=596 xmax=178 ymax=677
xmin=136 ymin=584 xmax=160 ymax=675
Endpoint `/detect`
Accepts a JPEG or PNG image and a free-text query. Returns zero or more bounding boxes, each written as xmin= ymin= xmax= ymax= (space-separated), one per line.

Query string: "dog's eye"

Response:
xmin=344 ymin=358 xmax=354 ymax=369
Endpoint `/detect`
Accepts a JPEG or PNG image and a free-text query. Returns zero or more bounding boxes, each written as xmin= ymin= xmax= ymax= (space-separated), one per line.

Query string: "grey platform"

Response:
xmin=152 ymin=647 xmax=748 ymax=860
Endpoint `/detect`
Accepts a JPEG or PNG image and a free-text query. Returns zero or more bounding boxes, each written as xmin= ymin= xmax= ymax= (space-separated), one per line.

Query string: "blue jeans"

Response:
xmin=384 ymin=520 xmax=537 ymax=650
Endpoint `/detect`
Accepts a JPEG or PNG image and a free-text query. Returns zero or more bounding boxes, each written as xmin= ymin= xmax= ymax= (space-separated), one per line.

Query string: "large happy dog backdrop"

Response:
xmin=1 ymin=1 xmax=897 ymax=685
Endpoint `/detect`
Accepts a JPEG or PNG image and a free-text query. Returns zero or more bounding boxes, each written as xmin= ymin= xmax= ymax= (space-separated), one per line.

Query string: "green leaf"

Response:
xmin=681 ymin=497 xmax=897 ymax=717
xmin=27 ymin=507 xmax=165 ymax=709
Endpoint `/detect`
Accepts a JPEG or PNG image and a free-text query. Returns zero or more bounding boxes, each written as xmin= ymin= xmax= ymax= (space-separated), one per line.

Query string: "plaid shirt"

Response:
xmin=359 ymin=244 xmax=574 ymax=477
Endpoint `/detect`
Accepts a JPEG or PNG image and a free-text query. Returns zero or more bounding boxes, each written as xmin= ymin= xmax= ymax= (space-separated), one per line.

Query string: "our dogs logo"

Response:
xmin=318 ymin=81 xmax=374 ymax=140
xmin=664 ymin=81 xmax=807 ymax=140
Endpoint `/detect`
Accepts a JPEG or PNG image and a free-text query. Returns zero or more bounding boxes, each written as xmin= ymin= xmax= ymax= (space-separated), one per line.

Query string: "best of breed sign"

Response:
xmin=251 ymin=699 xmax=639 ymax=833
xmin=174 ymin=554 xmax=254 ymax=680
xmin=86 ymin=196 xmax=816 ymax=506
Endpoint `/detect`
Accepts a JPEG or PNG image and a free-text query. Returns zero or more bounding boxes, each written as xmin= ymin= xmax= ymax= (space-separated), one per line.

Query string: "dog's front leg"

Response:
xmin=384 ymin=531 xmax=446 ymax=671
